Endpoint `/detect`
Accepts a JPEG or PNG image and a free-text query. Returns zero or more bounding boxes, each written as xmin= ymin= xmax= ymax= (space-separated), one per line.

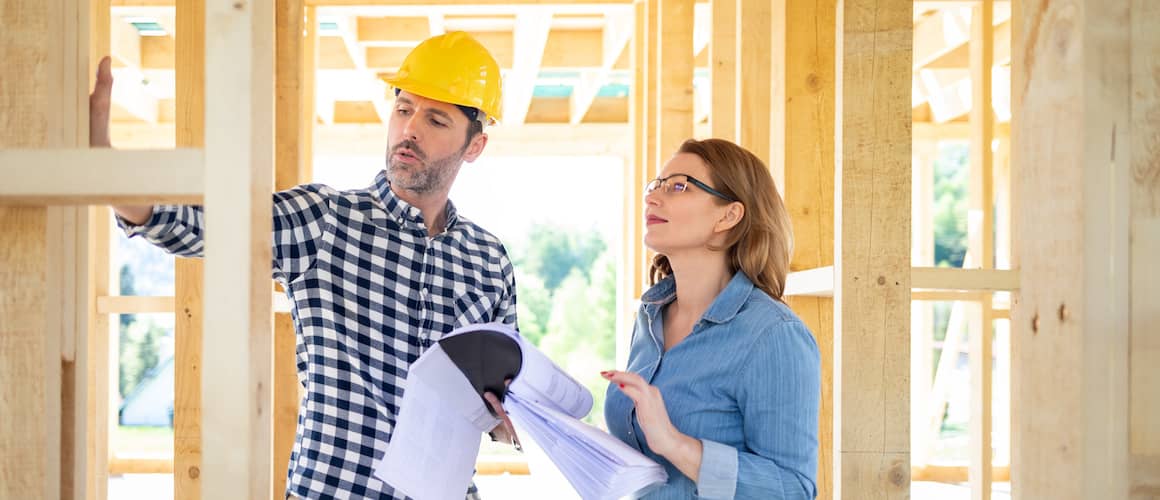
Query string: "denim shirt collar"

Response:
xmin=373 ymin=170 xmax=459 ymax=233
xmin=640 ymin=270 xmax=755 ymax=324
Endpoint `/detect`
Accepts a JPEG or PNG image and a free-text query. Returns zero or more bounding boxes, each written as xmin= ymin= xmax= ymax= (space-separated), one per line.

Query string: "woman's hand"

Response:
xmin=602 ymin=370 xmax=682 ymax=456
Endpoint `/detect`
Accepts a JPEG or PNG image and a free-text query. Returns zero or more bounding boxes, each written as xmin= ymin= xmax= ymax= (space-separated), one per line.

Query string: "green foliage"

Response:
xmin=515 ymin=270 xmax=552 ymax=347
xmin=933 ymin=143 xmax=968 ymax=268
xmin=118 ymin=316 xmax=167 ymax=400
xmin=519 ymin=223 xmax=607 ymax=292
xmin=513 ymin=225 xmax=618 ymax=424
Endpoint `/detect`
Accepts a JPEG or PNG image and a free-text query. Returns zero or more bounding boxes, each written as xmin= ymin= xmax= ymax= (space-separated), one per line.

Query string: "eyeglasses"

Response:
xmin=645 ymin=174 xmax=738 ymax=202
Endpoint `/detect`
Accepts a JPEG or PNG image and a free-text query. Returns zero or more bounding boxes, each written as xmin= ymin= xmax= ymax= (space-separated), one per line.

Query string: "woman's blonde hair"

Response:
xmin=648 ymin=138 xmax=794 ymax=300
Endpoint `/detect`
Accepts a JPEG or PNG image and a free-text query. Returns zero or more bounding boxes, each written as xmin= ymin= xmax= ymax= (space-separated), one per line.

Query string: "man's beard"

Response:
xmin=385 ymin=140 xmax=466 ymax=195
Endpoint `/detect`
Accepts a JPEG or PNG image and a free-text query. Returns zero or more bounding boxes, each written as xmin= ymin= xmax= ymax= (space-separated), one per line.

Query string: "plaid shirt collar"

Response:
xmin=373 ymin=169 xmax=460 ymax=234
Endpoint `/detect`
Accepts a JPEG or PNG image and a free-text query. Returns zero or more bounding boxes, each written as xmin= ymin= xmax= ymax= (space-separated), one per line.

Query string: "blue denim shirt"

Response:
xmin=604 ymin=272 xmax=819 ymax=499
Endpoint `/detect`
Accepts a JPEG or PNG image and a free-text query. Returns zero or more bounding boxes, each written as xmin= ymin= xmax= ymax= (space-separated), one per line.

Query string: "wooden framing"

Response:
xmin=735 ymin=0 xmax=771 ymax=165
xmin=200 ymin=0 xmax=275 ymax=497
xmin=173 ymin=0 xmax=205 ymax=497
xmin=1131 ymin=1 xmax=1160 ymax=497
xmin=654 ymin=0 xmax=694 ymax=161
xmin=273 ymin=0 xmax=316 ymax=495
xmin=833 ymin=1 xmax=911 ymax=498
xmin=776 ymin=2 xmax=836 ymax=498
xmin=707 ymin=0 xmax=735 ymax=140
xmin=0 ymin=150 xmax=204 ymax=205
xmin=966 ymin=2 xmax=994 ymax=498
xmin=1011 ymin=0 xmax=1134 ymax=497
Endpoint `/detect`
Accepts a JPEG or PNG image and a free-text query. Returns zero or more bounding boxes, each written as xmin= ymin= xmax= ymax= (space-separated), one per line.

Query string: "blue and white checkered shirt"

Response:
xmin=119 ymin=170 xmax=518 ymax=499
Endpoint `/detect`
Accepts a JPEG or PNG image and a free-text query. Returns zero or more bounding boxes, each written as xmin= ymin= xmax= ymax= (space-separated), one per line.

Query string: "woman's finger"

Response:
xmin=601 ymin=370 xmax=648 ymax=390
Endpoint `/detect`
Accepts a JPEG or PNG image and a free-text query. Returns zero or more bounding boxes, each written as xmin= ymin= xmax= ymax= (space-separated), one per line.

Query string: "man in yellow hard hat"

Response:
xmin=92 ymin=32 xmax=518 ymax=499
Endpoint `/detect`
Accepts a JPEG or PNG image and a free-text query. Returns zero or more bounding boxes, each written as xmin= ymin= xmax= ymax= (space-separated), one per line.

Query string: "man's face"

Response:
xmin=385 ymin=91 xmax=485 ymax=195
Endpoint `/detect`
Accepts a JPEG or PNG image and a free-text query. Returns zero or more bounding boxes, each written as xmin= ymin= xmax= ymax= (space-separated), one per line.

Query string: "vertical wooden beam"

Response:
xmin=736 ymin=0 xmax=771 ymax=165
xmin=655 ymin=0 xmax=694 ymax=163
xmin=1011 ymin=0 xmax=1132 ymax=498
xmin=0 ymin=208 xmax=49 ymax=497
xmin=910 ymin=140 xmax=936 ymax=469
xmin=1130 ymin=1 xmax=1160 ymax=497
xmin=202 ymin=0 xmax=275 ymax=495
xmin=85 ymin=206 xmax=112 ymax=500
xmin=708 ymin=0 xmax=736 ymax=140
xmin=274 ymin=1 xmax=314 ymax=496
xmin=622 ymin=0 xmax=648 ymax=367
xmin=777 ymin=1 xmax=835 ymax=498
xmin=645 ymin=0 xmax=658 ymax=179
xmin=174 ymin=0 xmax=205 ymax=498
xmin=968 ymin=2 xmax=994 ymax=499
xmin=1 ymin=0 xmax=90 ymax=496
xmin=87 ymin=1 xmax=112 ymax=499
xmin=833 ymin=0 xmax=911 ymax=498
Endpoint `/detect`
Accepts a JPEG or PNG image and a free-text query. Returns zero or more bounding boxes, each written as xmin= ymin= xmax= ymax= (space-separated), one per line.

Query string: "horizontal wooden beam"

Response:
xmin=911 ymin=267 xmax=1019 ymax=291
xmin=911 ymin=465 xmax=1010 ymax=483
xmin=782 ymin=266 xmax=1019 ymax=296
xmin=96 ymin=293 xmax=292 ymax=314
xmin=785 ymin=266 xmax=835 ymax=297
xmin=356 ymin=16 xmax=429 ymax=43
xmin=96 ymin=295 xmax=174 ymax=314
xmin=109 ymin=456 xmax=173 ymax=475
xmin=0 ymin=149 xmax=203 ymax=205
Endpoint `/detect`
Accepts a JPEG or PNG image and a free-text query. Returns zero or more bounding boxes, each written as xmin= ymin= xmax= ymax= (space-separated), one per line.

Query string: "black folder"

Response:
xmin=437 ymin=324 xmax=523 ymax=416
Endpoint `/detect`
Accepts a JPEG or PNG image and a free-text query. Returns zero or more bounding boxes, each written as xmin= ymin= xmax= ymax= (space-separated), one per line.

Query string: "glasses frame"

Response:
xmin=645 ymin=174 xmax=738 ymax=202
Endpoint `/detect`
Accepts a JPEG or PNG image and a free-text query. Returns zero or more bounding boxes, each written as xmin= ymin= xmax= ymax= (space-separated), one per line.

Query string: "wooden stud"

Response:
xmin=621 ymin=0 xmax=647 ymax=368
xmin=1011 ymin=0 xmax=1133 ymax=497
xmin=1131 ymin=0 xmax=1160 ymax=495
xmin=833 ymin=0 xmax=911 ymax=498
xmin=274 ymin=1 xmax=315 ymax=496
xmin=707 ymin=0 xmax=735 ymax=140
xmin=86 ymin=207 xmax=112 ymax=500
xmin=736 ymin=0 xmax=770 ymax=165
xmin=775 ymin=1 xmax=835 ymax=497
xmin=173 ymin=0 xmax=205 ymax=497
xmin=967 ymin=2 xmax=994 ymax=498
xmin=911 ymin=140 xmax=936 ymax=468
xmin=654 ymin=0 xmax=694 ymax=162
xmin=202 ymin=0 xmax=276 ymax=496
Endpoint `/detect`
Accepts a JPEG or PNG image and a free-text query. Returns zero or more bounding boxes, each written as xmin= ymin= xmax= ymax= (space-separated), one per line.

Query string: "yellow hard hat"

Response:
xmin=385 ymin=31 xmax=503 ymax=124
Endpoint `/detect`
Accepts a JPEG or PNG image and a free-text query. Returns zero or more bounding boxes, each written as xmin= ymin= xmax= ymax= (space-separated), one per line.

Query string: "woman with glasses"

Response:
xmin=602 ymin=138 xmax=820 ymax=499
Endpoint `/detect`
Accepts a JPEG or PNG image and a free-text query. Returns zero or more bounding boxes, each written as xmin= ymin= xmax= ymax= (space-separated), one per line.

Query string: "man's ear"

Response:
xmin=462 ymin=131 xmax=489 ymax=163
xmin=714 ymin=201 xmax=745 ymax=233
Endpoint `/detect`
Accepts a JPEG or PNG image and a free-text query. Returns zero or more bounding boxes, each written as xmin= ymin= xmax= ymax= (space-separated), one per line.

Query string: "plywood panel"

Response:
xmin=833 ymin=0 xmax=911 ymax=498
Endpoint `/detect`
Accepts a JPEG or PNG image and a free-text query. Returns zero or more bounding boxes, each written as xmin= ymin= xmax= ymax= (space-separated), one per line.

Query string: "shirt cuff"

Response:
xmin=695 ymin=438 xmax=738 ymax=499
xmin=114 ymin=206 xmax=163 ymax=237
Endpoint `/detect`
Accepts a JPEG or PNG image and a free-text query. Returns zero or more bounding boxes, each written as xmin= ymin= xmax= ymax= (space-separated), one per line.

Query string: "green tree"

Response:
xmin=521 ymin=223 xmax=607 ymax=292
xmin=539 ymin=252 xmax=618 ymax=423
xmin=515 ymin=270 xmax=552 ymax=347
xmin=933 ymin=143 xmax=968 ymax=268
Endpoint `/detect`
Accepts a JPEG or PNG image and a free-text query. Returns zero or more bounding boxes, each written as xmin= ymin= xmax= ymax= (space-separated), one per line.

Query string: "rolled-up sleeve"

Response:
xmin=697 ymin=320 xmax=819 ymax=500
xmin=695 ymin=438 xmax=740 ymax=498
